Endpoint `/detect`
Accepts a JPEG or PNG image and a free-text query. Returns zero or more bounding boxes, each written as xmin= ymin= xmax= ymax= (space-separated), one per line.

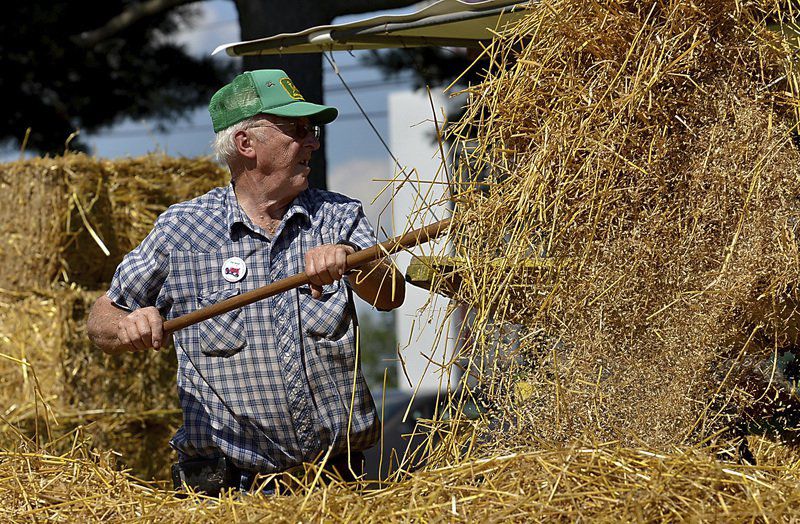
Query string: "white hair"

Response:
xmin=212 ymin=116 xmax=268 ymax=166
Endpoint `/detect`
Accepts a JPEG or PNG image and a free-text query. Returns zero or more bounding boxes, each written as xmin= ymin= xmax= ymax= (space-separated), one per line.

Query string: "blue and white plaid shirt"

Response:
xmin=108 ymin=184 xmax=380 ymax=472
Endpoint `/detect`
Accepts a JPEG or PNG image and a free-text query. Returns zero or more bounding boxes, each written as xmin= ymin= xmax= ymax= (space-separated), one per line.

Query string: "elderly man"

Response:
xmin=87 ymin=69 xmax=405 ymax=494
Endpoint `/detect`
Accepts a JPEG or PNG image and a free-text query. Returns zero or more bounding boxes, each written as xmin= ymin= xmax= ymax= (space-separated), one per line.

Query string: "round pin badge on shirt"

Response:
xmin=221 ymin=257 xmax=247 ymax=283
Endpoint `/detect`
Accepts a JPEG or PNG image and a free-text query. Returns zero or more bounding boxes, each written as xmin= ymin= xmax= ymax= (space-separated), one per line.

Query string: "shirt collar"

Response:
xmin=225 ymin=183 xmax=249 ymax=237
xmin=284 ymin=190 xmax=312 ymax=224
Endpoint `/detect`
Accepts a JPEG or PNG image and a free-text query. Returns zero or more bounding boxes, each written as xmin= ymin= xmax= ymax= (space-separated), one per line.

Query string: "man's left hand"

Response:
xmin=304 ymin=244 xmax=356 ymax=299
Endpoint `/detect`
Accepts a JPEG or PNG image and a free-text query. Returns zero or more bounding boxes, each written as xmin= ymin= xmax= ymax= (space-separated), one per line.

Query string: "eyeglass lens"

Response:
xmin=295 ymin=123 xmax=321 ymax=140
xmin=276 ymin=121 xmax=320 ymax=140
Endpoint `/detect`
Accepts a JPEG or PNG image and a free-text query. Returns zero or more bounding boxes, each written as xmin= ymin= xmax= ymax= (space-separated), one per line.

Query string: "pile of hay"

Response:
xmin=0 ymin=153 xmax=228 ymax=479
xmin=4 ymin=435 xmax=800 ymax=521
xmin=439 ymin=0 xmax=800 ymax=453
xmin=0 ymin=287 xmax=176 ymax=416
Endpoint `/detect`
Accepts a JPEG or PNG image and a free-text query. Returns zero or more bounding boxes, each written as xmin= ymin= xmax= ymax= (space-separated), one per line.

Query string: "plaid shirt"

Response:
xmin=108 ymin=184 xmax=380 ymax=472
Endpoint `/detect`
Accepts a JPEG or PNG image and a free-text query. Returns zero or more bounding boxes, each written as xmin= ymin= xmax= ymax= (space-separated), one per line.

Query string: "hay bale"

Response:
xmin=0 ymin=286 xmax=180 ymax=479
xmin=0 ymin=286 xmax=178 ymax=421
xmin=0 ymin=155 xmax=110 ymax=290
xmin=0 ymin=153 xmax=228 ymax=290
xmin=0 ymin=153 xmax=224 ymax=476
xmin=441 ymin=0 xmax=800 ymax=449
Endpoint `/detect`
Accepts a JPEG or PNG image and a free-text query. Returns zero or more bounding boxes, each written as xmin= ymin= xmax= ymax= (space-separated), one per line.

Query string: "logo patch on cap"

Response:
xmin=280 ymin=78 xmax=305 ymax=100
xmin=222 ymin=257 xmax=247 ymax=283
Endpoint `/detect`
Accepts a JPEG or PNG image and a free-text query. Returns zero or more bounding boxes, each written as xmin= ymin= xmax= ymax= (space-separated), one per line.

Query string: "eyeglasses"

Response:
xmin=249 ymin=121 xmax=321 ymax=140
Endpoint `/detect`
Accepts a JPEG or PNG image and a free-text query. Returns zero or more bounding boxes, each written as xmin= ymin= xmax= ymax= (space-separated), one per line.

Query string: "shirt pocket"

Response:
xmin=198 ymin=288 xmax=247 ymax=357
xmin=298 ymin=280 xmax=351 ymax=340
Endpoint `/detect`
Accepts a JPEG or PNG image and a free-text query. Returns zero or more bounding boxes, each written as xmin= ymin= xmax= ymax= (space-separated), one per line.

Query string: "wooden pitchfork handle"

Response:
xmin=162 ymin=218 xmax=451 ymax=334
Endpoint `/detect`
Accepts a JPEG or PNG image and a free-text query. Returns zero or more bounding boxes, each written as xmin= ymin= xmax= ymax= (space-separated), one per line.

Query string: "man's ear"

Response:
xmin=234 ymin=130 xmax=257 ymax=159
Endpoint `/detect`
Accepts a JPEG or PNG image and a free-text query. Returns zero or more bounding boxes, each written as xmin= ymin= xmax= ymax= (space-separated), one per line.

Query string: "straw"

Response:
xmin=431 ymin=0 xmax=800 ymax=456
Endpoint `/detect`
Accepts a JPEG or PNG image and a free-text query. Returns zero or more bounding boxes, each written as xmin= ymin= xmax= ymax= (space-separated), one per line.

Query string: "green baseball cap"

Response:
xmin=209 ymin=69 xmax=338 ymax=132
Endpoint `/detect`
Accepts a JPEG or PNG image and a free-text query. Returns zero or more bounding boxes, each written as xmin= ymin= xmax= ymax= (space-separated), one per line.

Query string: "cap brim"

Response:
xmin=262 ymin=101 xmax=338 ymax=125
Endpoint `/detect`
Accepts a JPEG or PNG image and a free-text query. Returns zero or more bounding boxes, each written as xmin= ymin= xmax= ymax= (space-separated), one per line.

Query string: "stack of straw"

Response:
xmin=4 ymin=436 xmax=800 ymax=520
xmin=437 ymin=0 xmax=800 ymax=456
xmin=0 ymin=153 xmax=228 ymax=479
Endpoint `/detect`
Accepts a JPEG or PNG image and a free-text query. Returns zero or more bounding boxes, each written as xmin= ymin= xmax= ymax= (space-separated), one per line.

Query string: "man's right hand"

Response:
xmin=116 ymin=306 xmax=165 ymax=351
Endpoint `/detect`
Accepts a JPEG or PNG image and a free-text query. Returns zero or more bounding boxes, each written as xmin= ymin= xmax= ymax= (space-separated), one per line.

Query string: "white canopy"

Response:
xmin=212 ymin=0 xmax=530 ymax=57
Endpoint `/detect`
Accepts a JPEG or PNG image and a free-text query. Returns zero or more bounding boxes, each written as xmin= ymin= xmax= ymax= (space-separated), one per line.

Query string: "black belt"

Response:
xmin=172 ymin=451 xmax=365 ymax=496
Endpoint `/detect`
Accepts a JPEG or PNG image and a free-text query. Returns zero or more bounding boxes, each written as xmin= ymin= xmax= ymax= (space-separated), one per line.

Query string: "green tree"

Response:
xmin=2 ymin=1 xmax=232 ymax=156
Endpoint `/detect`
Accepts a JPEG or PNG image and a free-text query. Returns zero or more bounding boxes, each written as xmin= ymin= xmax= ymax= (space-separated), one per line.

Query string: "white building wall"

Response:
xmin=388 ymin=90 xmax=457 ymax=393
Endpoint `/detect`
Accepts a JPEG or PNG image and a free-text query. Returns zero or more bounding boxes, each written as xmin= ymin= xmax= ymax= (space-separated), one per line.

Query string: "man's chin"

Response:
xmin=296 ymin=174 xmax=310 ymax=191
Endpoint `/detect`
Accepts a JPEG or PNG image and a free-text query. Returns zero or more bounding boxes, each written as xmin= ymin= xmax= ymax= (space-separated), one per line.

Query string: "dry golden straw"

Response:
xmin=0 ymin=153 xmax=228 ymax=289
xmin=0 ymin=155 xmax=227 ymax=479
xmin=436 ymin=0 xmax=800 ymax=457
xmin=4 ymin=435 xmax=800 ymax=521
